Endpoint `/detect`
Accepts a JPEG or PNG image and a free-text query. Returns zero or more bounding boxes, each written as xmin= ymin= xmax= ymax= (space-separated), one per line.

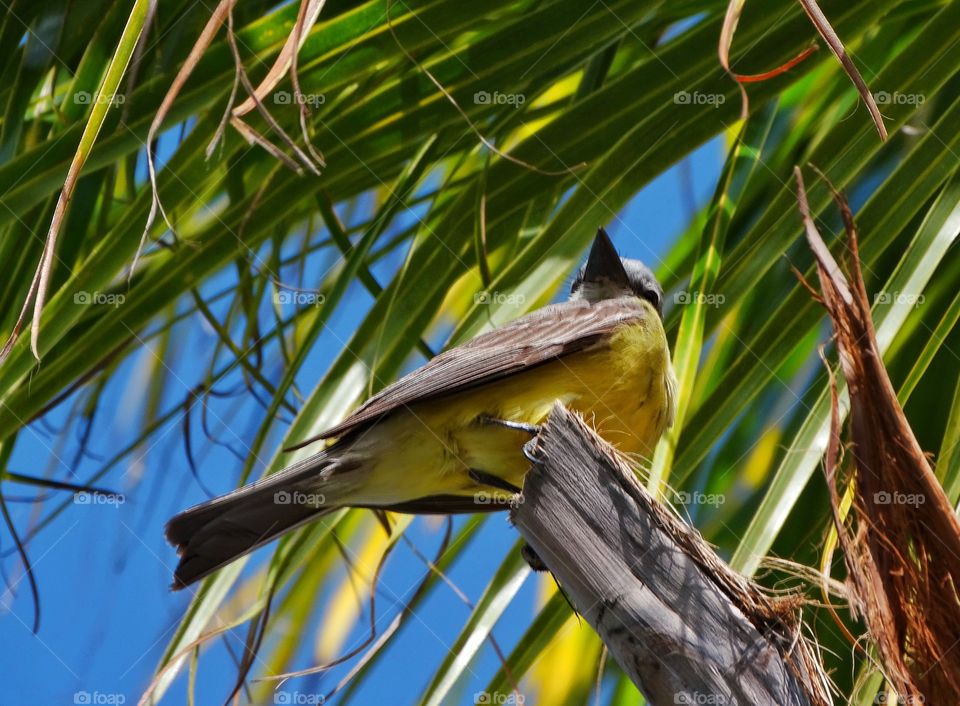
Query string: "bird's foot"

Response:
xmin=521 ymin=437 xmax=540 ymax=464
xmin=521 ymin=543 xmax=549 ymax=572
xmin=468 ymin=468 xmax=522 ymax=494
xmin=475 ymin=414 xmax=540 ymax=437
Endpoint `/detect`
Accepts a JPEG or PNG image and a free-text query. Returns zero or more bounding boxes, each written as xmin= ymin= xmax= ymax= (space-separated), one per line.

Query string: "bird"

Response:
xmin=165 ymin=227 xmax=676 ymax=589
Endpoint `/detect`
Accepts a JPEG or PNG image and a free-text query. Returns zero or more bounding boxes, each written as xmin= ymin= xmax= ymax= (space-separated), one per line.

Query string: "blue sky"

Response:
xmin=1 ymin=134 xmax=722 ymax=705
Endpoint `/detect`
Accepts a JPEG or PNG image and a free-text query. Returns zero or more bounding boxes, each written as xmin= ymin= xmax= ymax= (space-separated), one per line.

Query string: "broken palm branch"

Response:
xmin=511 ymin=403 xmax=831 ymax=706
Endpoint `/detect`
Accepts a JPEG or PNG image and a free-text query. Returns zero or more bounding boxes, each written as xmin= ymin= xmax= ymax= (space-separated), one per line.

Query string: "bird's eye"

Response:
xmin=638 ymin=286 xmax=662 ymax=316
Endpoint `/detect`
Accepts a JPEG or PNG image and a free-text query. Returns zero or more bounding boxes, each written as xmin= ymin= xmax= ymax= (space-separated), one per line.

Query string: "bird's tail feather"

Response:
xmin=166 ymin=450 xmax=352 ymax=590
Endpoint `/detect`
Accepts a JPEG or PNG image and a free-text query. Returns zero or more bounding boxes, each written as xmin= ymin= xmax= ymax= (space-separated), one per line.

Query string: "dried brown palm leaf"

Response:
xmin=795 ymin=166 xmax=960 ymax=702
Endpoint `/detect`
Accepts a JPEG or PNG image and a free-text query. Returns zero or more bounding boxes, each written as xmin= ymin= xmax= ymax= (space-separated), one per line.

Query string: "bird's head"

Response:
xmin=570 ymin=227 xmax=663 ymax=318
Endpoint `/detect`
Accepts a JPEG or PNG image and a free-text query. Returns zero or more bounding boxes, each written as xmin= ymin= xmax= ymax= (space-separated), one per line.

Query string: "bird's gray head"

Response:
xmin=569 ymin=227 xmax=663 ymax=318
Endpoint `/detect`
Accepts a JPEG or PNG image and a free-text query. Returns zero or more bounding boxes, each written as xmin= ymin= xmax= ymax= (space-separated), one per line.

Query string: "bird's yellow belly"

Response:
xmin=350 ymin=319 xmax=673 ymax=505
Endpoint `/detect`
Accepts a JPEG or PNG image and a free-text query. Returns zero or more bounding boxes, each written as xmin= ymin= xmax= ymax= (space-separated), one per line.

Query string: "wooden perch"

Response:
xmin=511 ymin=404 xmax=830 ymax=706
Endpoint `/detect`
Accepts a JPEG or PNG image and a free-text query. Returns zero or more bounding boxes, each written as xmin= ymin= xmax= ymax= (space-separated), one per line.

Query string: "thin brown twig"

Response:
xmin=288 ymin=0 xmax=326 ymax=168
xmin=398 ymin=527 xmax=522 ymax=698
xmin=224 ymin=7 xmax=320 ymax=175
xmin=138 ymin=0 xmax=236 ymax=280
xmin=735 ymin=45 xmax=818 ymax=83
xmin=230 ymin=0 xmax=326 ymax=120
xmin=258 ymin=525 xmax=405 ymax=683
xmin=797 ymin=0 xmax=887 ymax=140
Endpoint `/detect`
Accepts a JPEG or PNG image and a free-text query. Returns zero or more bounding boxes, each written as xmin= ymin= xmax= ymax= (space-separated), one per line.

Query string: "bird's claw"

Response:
xmin=476 ymin=414 xmax=541 ymax=437
xmin=468 ymin=468 xmax=522 ymax=494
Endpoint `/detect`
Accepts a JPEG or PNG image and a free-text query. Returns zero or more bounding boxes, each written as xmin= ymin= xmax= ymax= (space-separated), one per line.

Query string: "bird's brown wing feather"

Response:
xmin=320 ymin=296 xmax=647 ymax=439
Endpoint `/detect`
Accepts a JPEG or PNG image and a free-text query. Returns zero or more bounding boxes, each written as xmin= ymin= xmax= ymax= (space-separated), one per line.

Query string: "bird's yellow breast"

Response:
xmin=350 ymin=302 xmax=675 ymax=505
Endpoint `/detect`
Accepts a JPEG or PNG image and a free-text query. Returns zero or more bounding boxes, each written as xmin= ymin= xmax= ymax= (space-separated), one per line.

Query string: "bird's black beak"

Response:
xmin=582 ymin=227 xmax=630 ymax=289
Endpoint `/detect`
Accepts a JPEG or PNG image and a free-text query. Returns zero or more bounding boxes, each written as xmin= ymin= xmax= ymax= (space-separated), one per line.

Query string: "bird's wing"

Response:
xmin=320 ymin=296 xmax=648 ymax=439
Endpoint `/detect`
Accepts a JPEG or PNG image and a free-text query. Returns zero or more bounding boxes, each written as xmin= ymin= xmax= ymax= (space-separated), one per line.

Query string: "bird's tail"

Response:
xmin=166 ymin=449 xmax=355 ymax=590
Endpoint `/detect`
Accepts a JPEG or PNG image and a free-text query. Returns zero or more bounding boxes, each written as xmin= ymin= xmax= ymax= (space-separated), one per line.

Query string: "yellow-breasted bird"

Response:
xmin=166 ymin=228 xmax=676 ymax=588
